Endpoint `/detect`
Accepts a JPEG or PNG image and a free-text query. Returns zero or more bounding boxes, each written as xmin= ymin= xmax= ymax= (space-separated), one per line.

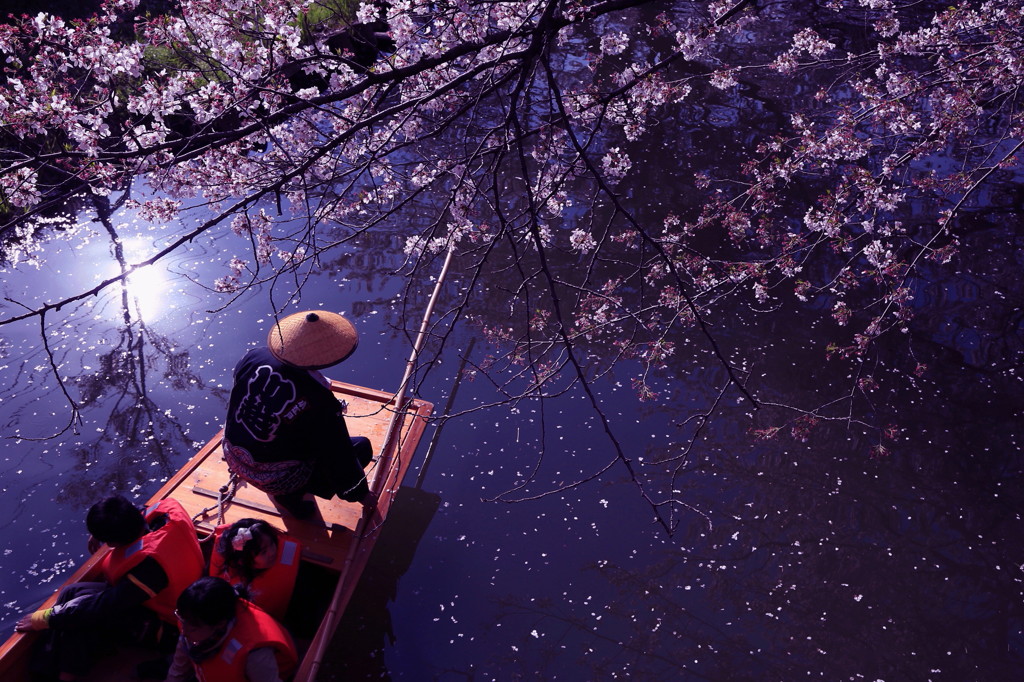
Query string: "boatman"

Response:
xmin=15 ymin=494 xmax=205 ymax=680
xmin=222 ymin=310 xmax=374 ymax=519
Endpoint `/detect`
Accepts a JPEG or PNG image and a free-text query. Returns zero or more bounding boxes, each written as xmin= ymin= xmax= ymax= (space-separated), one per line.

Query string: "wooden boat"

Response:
xmin=0 ymin=380 xmax=433 ymax=681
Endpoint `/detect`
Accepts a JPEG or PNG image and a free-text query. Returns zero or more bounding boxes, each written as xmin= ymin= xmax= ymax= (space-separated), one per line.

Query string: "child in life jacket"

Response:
xmin=15 ymin=495 xmax=204 ymax=680
xmin=209 ymin=518 xmax=300 ymax=622
xmin=166 ymin=576 xmax=297 ymax=682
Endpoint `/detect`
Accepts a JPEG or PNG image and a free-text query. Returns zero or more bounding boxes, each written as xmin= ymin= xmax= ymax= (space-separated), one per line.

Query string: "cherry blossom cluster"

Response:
xmin=1 ymin=0 xmax=1020 ymax=453
xmin=614 ymin=1 xmax=1024 ymax=369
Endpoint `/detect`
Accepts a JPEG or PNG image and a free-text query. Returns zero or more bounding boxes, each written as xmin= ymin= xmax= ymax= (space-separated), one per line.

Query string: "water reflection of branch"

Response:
xmin=41 ymin=197 xmax=210 ymax=493
xmin=487 ymin=453 xmax=618 ymax=504
xmin=60 ymin=325 xmax=198 ymax=500
xmin=2 ymin=306 xmax=83 ymax=440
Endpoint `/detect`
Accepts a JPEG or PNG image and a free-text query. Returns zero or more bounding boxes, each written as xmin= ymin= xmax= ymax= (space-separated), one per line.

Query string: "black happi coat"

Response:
xmin=224 ymin=347 xmax=366 ymax=499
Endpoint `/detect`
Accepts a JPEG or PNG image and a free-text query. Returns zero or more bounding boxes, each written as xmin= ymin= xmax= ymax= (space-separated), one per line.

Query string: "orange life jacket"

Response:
xmin=209 ymin=524 xmax=301 ymax=621
xmin=193 ymin=600 xmax=298 ymax=682
xmin=100 ymin=499 xmax=205 ymax=623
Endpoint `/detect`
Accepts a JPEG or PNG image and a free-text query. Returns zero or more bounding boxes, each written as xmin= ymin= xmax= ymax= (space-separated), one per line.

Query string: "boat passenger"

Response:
xmin=14 ymin=495 xmax=205 ymax=680
xmin=165 ymin=576 xmax=298 ymax=682
xmin=209 ymin=518 xmax=300 ymax=621
xmin=222 ymin=310 xmax=374 ymax=519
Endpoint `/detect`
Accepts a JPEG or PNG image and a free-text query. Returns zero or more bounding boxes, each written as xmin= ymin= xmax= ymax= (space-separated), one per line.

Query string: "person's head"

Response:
xmin=217 ymin=518 xmax=280 ymax=579
xmin=176 ymin=576 xmax=238 ymax=646
xmin=86 ymin=495 xmax=147 ymax=546
xmin=266 ymin=310 xmax=358 ymax=369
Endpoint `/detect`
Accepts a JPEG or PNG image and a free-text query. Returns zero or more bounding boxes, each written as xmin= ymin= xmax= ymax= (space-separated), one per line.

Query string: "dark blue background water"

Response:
xmin=1 ymin=190 xmax=1022 ymax=680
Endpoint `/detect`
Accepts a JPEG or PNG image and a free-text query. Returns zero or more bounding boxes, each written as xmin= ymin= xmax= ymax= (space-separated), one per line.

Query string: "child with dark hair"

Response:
xmin=166 ymin=576 xmax=297 ymax=682
xmin=86 ymin=494 xmax=148 ymax=547
xmin=209 ymin=518 xmax=301 ymax=621
xmin=15 ymin=494 xmax=204 ymax=680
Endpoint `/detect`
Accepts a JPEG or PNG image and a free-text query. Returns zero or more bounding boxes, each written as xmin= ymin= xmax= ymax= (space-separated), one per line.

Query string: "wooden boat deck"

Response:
xmin=0 ymin=380 xmax=433 ymax=682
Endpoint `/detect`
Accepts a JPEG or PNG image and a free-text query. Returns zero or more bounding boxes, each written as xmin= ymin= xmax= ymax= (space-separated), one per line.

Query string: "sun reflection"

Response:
xmin=110 ymin=236 xmax=170 ymax=321
xmin=125 ymin=265 xmax=169 ymax=319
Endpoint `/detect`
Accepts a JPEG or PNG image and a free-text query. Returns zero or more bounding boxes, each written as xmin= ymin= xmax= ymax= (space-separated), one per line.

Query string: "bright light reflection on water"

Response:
xmin=125 ymin=265 xmax=169 ymax=319
xmin=95 ymin=235 xmax=171 ymax=320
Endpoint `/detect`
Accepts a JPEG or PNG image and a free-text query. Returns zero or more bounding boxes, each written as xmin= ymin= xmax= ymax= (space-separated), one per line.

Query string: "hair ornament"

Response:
xmin=231 ymin=526 xmax=254 ymax=551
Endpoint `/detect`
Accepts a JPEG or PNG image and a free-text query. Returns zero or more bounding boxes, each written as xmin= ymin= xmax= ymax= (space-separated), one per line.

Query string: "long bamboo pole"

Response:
xmin=298 ymin=244 xmax=456 ymax=680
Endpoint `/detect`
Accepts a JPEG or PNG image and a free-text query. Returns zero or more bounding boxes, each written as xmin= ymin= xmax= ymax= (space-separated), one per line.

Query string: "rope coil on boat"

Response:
xmin=192 ymin=440 xmax=241 ymax=539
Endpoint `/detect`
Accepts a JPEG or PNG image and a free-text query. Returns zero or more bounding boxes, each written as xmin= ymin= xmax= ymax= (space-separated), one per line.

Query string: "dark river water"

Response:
xmin=1 ymin=191 xmax=1022 ymax=681
xmin=2 ymin=3 xmax=1024 ymax=681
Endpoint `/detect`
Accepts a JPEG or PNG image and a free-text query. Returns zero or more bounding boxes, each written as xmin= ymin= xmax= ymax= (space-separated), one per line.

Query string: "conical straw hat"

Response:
xmin=267 ymin=310 xmax=358 ymax=369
